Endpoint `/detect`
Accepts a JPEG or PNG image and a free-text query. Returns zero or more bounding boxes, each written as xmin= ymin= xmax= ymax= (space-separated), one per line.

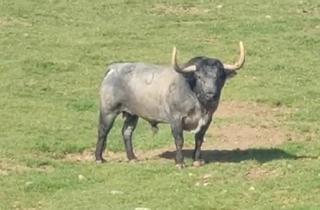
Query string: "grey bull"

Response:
xmin=95 ymin=42 xmax=245 ymax=168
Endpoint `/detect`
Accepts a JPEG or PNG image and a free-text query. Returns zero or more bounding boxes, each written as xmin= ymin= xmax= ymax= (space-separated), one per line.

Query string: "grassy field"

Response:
xmin=1 ymin=0 xmax=320 ymax=209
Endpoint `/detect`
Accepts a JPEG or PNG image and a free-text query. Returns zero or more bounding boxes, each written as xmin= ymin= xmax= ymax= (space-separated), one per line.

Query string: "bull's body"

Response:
xmin=95 ymin=43 xmax=245 ymax=168
xmin=101 ymin=63 xmax=213 ymax=132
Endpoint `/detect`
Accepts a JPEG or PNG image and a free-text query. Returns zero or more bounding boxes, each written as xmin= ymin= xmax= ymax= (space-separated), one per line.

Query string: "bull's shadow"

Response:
xmin=159 ymin=148 xmax=314 ymax=163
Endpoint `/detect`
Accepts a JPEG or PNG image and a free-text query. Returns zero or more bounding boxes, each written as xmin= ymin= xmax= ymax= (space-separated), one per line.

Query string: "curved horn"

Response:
xmin=223 ymin=41 xmax=245 ymax=71
xmin=171 ymin=46 xmax=196 ymax=73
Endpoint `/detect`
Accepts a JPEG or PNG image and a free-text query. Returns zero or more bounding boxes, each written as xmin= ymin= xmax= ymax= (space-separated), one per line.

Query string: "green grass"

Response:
xmin=0 ymin=0 xmax=320 ymax=209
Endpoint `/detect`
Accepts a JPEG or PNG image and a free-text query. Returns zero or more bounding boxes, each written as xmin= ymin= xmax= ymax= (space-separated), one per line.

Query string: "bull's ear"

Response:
xmin=224 ymin=69 xmax=237 ymax=79
xmin=181 ymin=70 xmax=195 ymax=78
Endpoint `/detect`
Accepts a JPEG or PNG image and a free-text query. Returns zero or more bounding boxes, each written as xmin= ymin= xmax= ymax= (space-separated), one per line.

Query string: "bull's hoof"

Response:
xmin=175 ymin=163 xmax=186 ymax=169
xmin=193 ymin=160 xmax=205 ymax=167
xmin=96 ymin=159 xmax=106 ymax=164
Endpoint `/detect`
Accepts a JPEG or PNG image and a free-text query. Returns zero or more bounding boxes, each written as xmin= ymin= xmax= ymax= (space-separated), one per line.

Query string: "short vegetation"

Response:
xmin=0 ymin=0 xmax=319 ymax=209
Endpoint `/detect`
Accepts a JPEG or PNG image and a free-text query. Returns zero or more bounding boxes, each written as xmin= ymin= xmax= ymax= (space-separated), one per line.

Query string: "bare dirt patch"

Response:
xmin=64 ymin=147 xmax=175 ymax=163
xmin=205 ymin=101 xmax=296 ymax=150
xmin=215 ymin=101 xmax=289 ymax=121
xmin=206 ymin=124 xmax=293 ymax=150
xmin=64 ymin=149 xmax=94 ymax=162
xmin=64 ymin=101 xmax=299 ymax=163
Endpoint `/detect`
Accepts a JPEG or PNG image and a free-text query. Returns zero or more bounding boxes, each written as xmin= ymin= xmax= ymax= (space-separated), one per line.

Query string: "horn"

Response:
xmin=171 ymin=46 xmax=196 ymax=73
xmin=223 ymin=41 xmax=245 ymax=71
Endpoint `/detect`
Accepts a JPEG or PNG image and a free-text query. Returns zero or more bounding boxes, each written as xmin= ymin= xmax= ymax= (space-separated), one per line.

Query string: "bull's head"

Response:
xmin=171 ymin=42 xmax=245 ymax=104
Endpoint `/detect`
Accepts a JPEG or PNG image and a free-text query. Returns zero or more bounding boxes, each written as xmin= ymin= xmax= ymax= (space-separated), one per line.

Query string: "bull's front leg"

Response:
xmin=170 ymin=121 xmax=185 ymax=169
xmin=193 ymin=116 xmax=212 ymax=167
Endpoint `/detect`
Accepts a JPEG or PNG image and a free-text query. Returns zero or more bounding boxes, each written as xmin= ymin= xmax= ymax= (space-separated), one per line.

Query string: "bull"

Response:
xmin=95 ymin=42 xmax=245 ymax=168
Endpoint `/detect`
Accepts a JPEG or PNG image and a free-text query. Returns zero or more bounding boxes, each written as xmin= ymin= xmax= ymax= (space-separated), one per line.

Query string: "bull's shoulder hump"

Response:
xmin=104 ymin=63 xmax=134 ymax=79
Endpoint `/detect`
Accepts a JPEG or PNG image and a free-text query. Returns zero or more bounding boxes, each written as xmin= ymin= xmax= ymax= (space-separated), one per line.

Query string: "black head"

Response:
xmin=181 ymin=57 xmax=236 ymax=104
xmin=171 ymin=42 xmax=245 ymax=106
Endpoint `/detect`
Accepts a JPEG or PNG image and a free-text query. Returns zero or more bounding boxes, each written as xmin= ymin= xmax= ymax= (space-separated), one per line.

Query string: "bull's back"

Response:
xmin=101 ymin=63 xmax=178 ymax=122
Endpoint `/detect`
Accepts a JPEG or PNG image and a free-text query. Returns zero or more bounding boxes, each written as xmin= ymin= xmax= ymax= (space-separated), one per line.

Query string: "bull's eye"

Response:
xmin=195 ymin=74 xmax=202 ymax=80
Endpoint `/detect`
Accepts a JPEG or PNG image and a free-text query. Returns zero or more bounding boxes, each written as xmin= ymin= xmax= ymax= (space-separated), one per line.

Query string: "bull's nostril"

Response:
xmin=205 ymin=92 xmax=215 ymax=99
xmin=205 ymin=91 xmax=220 ymax=101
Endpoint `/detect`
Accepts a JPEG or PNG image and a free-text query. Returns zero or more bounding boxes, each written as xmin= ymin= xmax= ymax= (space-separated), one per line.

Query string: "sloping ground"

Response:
xmin=64 ymin=101 xmax=299 ymax=163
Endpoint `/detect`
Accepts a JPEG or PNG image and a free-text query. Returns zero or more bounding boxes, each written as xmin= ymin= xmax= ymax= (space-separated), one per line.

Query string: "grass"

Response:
xmin=0 ymin=0 xmax=320 ymax=209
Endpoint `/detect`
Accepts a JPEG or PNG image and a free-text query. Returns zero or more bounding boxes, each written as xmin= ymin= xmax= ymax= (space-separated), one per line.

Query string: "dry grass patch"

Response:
xmin=0 ymin=159 xmax=29 ymax=176
xmin=150 ymin=4 xmax=210 ymax=16
xmin=0 ymin=17 xmax=32 ymax=27
xmin=246 ymin=166 xmax=280 ymax=180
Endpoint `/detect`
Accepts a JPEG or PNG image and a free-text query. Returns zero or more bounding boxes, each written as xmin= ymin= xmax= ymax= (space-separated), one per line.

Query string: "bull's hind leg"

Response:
xmin=122 ymin=113 xmax=139 ymax=161
xmin=95 ymin=110 xmax=118 ymax=163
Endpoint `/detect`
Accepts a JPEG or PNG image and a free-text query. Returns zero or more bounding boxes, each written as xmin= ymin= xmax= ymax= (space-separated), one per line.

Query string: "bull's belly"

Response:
xmin=122 ymin=104 xmax=169 ymax=123
xmin=122 ymin=97 xmax=207 ymax=133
